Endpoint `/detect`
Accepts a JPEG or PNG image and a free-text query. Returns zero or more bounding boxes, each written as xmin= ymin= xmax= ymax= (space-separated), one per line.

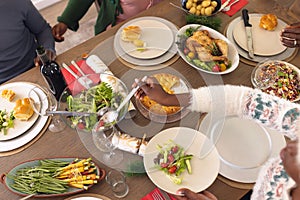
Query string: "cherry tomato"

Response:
xmin=220 ymin=63 xmax=227 ymax=72
xmin=212 ymin=65 xmax=220 ymax=72
xmin=168 ymin=165 xmax=177 ymax=174
xmin=77 ymin=122 xmax=85 ymax=129
xmin=171 ymin=146 xmax=179 ymax=153
xmin=187 ymin=52 xmax=195 ymax=59
xmin=160 ymin=163 xmax=168 ymax=168
xmin=167 ymin=154 xmax=175 ymax=163
xmin=183 ymin=48 xmax=190 ymax=55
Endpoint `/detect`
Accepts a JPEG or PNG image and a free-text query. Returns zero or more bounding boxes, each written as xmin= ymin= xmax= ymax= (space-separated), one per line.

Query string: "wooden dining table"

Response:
xmin=0 ymin=0 xmax=299 ymax=199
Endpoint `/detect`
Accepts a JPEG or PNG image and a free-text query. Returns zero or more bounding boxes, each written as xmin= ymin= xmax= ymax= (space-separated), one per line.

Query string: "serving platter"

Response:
xmin=144 ymin=127 xmax=220 ymax=194
xmin=0 ymin=82 xmax=40 ymax=141
xmin=0 ymin=83 xmax=49 ymax=152
xmin=233 ymin=15 xmax=287 ymax=56
xmin=114 ymin=17 xmax=178 ymax=67
xmin=1 ymin=158 xmax=105 ymax=198
xmin=199 ymin=114 xmax=286 ymax=183
xmin=176 ymin=24 xmax=239 ymax=75
xmin=119 ymin=19 xmax=174 ymax=59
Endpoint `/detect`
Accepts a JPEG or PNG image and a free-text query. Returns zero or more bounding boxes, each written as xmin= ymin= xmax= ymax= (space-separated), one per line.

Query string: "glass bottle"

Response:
xmin=36 ymin=46 xmax=67 ymax=100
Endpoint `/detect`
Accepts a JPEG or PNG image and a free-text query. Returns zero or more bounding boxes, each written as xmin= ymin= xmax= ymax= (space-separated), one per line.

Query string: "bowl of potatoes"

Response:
xmin=181 ymin=0 xmax=221 ymax=16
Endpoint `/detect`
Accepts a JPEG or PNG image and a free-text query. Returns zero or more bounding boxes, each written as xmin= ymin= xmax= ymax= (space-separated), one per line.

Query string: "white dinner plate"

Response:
xmin=199 ymin=114 xmax=286 ymax=183
xmin=114 ymin=17 xmax=178 ymax=66
xmin=0 ymin=83 xmax=49 ymax=152
xmin=65 ymin=193 xmax=111 ymax=200
xmin=0 ymin=82 xmax=40 ymax=140
xmin=225 ymin=14 xmax=296 ymax=63
xmin=119 ymin=19 xmax=174 ymax=59
xmin=233 ymin=15 xmax=287 ymax=56
xmin=144 ymin=127 xmax=220 ymax=194
xmin=176 ymin=24 xmax=239 ymax=75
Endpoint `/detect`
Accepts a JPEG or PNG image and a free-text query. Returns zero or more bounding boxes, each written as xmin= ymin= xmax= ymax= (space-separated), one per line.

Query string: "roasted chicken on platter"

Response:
xmin=185 ymin=30 xmax=229 ymax=64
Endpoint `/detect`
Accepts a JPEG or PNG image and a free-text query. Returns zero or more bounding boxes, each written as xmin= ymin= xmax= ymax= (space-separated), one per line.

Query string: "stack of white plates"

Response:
xmin=0 ymin=82 xmax=49 ymax=152
xmin=113 ymin=16 xmax=178 ymax=68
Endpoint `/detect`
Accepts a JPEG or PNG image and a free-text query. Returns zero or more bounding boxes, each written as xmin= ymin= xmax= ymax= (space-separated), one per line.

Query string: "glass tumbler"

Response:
xmin=106 ymin=170 xmax=129 ymax=198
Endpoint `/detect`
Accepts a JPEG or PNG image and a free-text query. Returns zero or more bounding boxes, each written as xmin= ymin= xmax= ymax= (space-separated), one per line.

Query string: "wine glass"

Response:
xmin=92 ymin=123 xmax=123 ymax=166
xmin=28 ymin=86 xmax=66 ymax=132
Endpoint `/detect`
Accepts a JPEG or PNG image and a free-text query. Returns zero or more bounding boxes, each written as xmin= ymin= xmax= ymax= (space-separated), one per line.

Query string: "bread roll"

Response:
xmin=121 ymin=26 xmax=141 ymax=42
xmin=259 ymin=14 xmax=278 ymax=31
xmin=13 ymin=98 xmax=34 ymax=121
xmin=1 ymin=89 xmax=15 ymax=101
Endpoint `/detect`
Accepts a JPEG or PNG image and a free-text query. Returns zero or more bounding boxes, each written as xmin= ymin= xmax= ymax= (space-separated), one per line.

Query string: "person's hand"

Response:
xmin=34 ymin=49 xmax=56 ymax=67
xmin=133 ymin=76 xmax=171 ymax=105
xmin=172 ymin=188 xmax=217 ymax=200
xmin=280 ymin=139 xmax=300 ymax=185
xmin=52 ymin=22 xmax=68 ymax=42
xmin=280 ymin=22 xmax=300 ymax=48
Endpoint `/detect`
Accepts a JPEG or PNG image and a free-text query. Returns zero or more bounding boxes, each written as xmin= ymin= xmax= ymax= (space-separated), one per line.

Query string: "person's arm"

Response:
xmin=57 ymin=0 xmax=95 ymax=32
xmin=136 ymin=77 xmax=300 ymax=138
xmin=24 ymin=0 xmax=55 ymax=66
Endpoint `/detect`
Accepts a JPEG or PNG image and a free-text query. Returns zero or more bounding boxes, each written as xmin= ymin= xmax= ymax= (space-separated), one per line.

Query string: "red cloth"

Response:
xmin=141 ymin=188 xmax=177 ymax=200
xmin=222 ymin=0 xmax=249 ymax=17
xmin=61 ymin=60 xmax=100 ymax=95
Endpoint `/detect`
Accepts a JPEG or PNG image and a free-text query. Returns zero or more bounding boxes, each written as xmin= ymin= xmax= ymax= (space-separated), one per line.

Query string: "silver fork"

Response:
xmin=152 ymin=191 xmax=164 ymax=200
xmin=223 ymin=0 xmax=240 ymax=12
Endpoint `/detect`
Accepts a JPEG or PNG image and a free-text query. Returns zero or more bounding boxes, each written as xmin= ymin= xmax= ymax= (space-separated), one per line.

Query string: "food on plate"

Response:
xmin=153 ymin=140 xmax=193 ymax=184
xmin=177 ymin=26 xmax=231 ymax=72
xmin=121 ymin=25 xmax=142 ymax=42
xmin=13 ymin=97 xmax=34 ymax=121
xmin=253 ymin=61 xmax=300 ymax=101
xmin=141 ymin=73 xmax=181 ymax=115
xmin=66 ymin=82 xmax=124 ymax=131
xmin=112 ymin=132 xmax=141 ymax=154
xmin=7 ymin=158 xmax=101 ymax=195
xmin=112 ymin=131 xmax=148 ymax=156
xmin=1 ymin=89 xmax=15 ymax=101
xmin=184 ymin=0 xmax=219 ymax=16
xmin=259 ymin=14 xmax=278 ymax=31
xmin=0 ymin=110 xmax=15 ymax=135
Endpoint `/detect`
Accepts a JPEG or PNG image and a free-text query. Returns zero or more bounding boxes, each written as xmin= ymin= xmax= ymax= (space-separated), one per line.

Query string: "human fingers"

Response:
xmin=174 ymin=188 xmax=217 ymax=200
xmin=280 ymin=37 xmax=299 ymax=48
xmin=34 ymin=57 xmax=40 ymax=67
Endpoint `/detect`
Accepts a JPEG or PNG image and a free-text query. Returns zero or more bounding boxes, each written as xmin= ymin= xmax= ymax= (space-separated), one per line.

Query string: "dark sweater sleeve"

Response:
xmin=24 ymin=0 xmax=55 ymax=52
xmin=57 ymin=0 xmax=95 ymax=31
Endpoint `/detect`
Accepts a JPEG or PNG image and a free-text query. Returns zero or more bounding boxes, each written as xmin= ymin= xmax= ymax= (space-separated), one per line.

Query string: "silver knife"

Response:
xmin=242 ymin=9 xmax=254 ymax=58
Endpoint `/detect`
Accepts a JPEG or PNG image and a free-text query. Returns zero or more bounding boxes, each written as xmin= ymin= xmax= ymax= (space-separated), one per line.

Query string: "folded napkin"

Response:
xmin=141 ymin=188 xmax=176 ymax=200
xmin=222 ymin=0 xmax=249 ymax=17
xmin=61 ymin=55 xmax=109 ymax=94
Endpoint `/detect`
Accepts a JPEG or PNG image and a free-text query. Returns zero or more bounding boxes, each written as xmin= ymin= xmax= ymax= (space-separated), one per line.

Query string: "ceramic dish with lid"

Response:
xmin=251 ymin=60 xmax=300 ymax=102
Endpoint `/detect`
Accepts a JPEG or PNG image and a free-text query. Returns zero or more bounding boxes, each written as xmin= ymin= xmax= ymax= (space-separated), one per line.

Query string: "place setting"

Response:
xmin=0 ymin=82 xmax=50 ymax=156
xmin=112 ymin=16 xmax=179 ymax=70
xmin=198 ymin=113 xmax=286 ymax=187
xmin=225 ymin=9 xmax=298 ymax=66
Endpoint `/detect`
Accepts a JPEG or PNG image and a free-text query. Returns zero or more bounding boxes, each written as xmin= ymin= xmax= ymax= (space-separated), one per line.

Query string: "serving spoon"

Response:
xmin=97 ymin=76 xmax=147 ymax=130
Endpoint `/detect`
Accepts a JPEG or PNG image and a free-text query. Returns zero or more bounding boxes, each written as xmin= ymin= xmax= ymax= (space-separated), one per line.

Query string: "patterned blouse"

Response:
xmin=189 ymin=85 xmax=300 ymax=200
